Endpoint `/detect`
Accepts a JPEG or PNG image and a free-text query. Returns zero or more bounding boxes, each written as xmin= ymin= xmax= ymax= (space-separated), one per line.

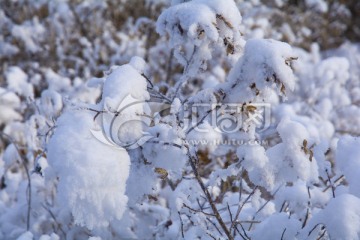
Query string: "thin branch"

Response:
xmin=325 ymin=169 xmax=335 ymax=198
xmin=165 ymin=49 xmax=174 ymax=83
xmin=255 ymin=185 xmax=282 ymax=215
xmin=239 ymin=170 xmax=243 ymax=202
xmin=142 ymin=73 xmax=154 ymax=89
xmin=196 ymin=198 xmax=205 ymax=211
xmin=281 ymin=228 xmax=287 ymax=240
xmin=42 ymin=204 xmax=66 ymax=238
xmin=234 ymin=225 xmax=247 ymax=240
xmin=279 ymin=201 xmax=287 ymax=213
xmin=148 ymin=140 xmax=183 ymax=149
xmin=148 ymin=88 xmax=172 ymax=103
xmin=206 ymin=232 xmax=217 ymax=240
xmin=178 ymin=211 xmax=184 ymax=239
xmin=85 ymin=107 xmax=106 ymax=120
xmin=308 ymin=223 xmax=324 ymax=237
xmin=316 ymin=228 xmax=327 ymax=240
xmin=302 ymin=208 xmax=310 ymax=229
xmin=183 ymin=203 xmax=215 ymax=217
xmin=237 ymin=220 xmax=261 ymax=224
xmin=322 ymin=175 xmax=344 ymax=193
xmin=0 ymin=133 xmax=31 ymax=231
xmin=206 ymin=217 xmax=223 ymax=237
xmin=172 ymin=46 xmax=197 ymax=101
xmin=227 ymin=203 xmax=233 ymax=223
xmin=152 ymin=138 xmax=233 ymax=238
xmin=230 ymin=186 xmax=258 ymax=231
xmin=185 ymin=146 xmax=233 ymax=240
xmin=237 ymin=221 xmax=250 ymax=240
xmin=186 ymin=107 xmax=215 ymax=135
xmin=247 ymin=216 xmax=256 ymax=231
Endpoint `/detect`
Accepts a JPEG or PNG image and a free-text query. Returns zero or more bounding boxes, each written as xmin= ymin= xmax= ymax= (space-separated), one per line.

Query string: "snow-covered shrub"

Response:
xmin=0 ymin=0 xmax=360 ymax=239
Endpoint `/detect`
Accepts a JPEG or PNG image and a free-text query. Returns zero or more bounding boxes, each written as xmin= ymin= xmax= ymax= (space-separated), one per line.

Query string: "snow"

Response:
xmin=11 ymin=18 xmax=45 ymax=53
xmin=336 ymin=136 xmax=360 ymax=197
xmin=237 ymin=144 xmax=274 ymax=189
xmin=47 ymin=110 xmax=130 ymax=229
xmin=267 ymin=118 xmax=319 ymax=186
xmin=40 ymin=90 xmax=63 ymax=118
xmin=16 ymin=231 xmax=33 ymax=240
xmin=251 ymin=213 xmax=301 ymax=239
xmin=157 ymin=2 xmax=219 ymax=43
xmin=45 ymin=69 xmax=72 ymax=93
xmin=102 ymin=57 xmax=149 ymax=109
xmin=238 ymin=117 xmax=320 ymax=191
xmin=38 ymin=233 xmax=60 ymax=240
xmin=1 ymin=0 xmax=360 ymax=239
xmin=305 ymin=0 xmax=328 ymax=13
xmin=305 ymin=194 xmax=360 ymax=239
xmin=226 ymin=39 xmax=296 ymax=103
xmin=0 ymin=88 xmax=22 ymax=125
xmin=6 ymin=66 xmax=34 ymax=98
xmin=99 ymin=57 xmax=150 ymax=148
xmin=157 ymin=0 xmax=243 ymax=77
xmin=142 ymin=124 xmax=187 ymax=177
xmin=170 ymin=98 xmax=181 ymax=114
xmin=129 ymin=56 xmax=147 ymax=74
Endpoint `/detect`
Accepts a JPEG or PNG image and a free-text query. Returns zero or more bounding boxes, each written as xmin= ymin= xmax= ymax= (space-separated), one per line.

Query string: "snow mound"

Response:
xmin=47 ymin=110 xmax=130 ymax=229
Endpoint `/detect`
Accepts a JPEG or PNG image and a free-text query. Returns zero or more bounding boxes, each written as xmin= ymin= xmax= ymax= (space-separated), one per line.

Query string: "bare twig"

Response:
xmin=247 ymin=216 xmax=257 ymax=231
xmin=308 ymin=223 xmax=324 ymax=237
xmin=280 ymin=201 xmax=287 ymax=213
xmin=281 ymin=228 xmax=287 ymax=240
xmin=149 ymin=91 xmax=172 ymax=103
xmin=302 ymin=208 xmax=310 ymax=229
xmin=230 ymin=186 xmax=258 ymax=231
xmin=165 ymin=49 xmax=174 ymax=83
xmin=234 ymin=225 xmax=247 ymax=240
xmin=206 ymin=217 xmax=223 ymax=237
xmin=142 ymin=73 xmax=154 ymax=89
xmin=178 ymin=211 xmax=184 ymax=238
xmin=234 ymin=225 xmax=246 ymax=240
xmin=186 ymin=107 xmax=215 ymax=135
xmin=183 ymin=203 xmax=215 ymax=217
xmin=255 ymin=185 xmax=281 ymax=214
xmin=237 ymin=220 xmax=261 ymax=224
xmin=322 ymin=175 xmax=344 ymax=193
xmin=227 ymin=203 xmax=233 ymax=223
xmin=316 ymin=228 xmax=327 ymax=240
xmin=185 ymin=146 xmax=233 ymax=240
xmin=242 ymin=185 xmax=281 ymax=232
xmin=152 ymin=136 xmax=233 ymax=238
xmin=325 ymin=169 xmax=335 ymax=198
xmin=148 ymin=140 xmax=182 ymax=149
xmin=239 ymin=170 xmax=243 ymax=202
xmin=85 ymin=107 xmax=106 ymax=120
xmin=237 ymin=221 xmax=250 ymax=240
xmin=42 ymin=204 xmax=66 ymax=238
xmin=0 ymin=133 xmax=31 ymax=231
xmin=172 ymin=46 xmax=197 ymax=101
xmin=206 ymin=232 xmax=217 ymax=240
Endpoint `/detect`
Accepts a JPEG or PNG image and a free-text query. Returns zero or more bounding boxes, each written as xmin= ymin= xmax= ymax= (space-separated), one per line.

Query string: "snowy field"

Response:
xmin=0 ymin=0 xmax=360 ymax=239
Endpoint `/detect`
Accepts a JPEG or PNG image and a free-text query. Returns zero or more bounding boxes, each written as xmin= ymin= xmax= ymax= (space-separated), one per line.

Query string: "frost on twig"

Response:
xmin=157 ymin=0 xmax=244 ymax=79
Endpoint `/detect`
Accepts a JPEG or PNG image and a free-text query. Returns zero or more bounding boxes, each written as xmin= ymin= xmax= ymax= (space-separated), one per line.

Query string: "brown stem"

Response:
xmin=185 ymin=147 xmax=234 ymax=240
xmin=230 ymin=186 xmax=258 ymax=232
xmin=0 ymin=133 xmax=31 ymax=230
